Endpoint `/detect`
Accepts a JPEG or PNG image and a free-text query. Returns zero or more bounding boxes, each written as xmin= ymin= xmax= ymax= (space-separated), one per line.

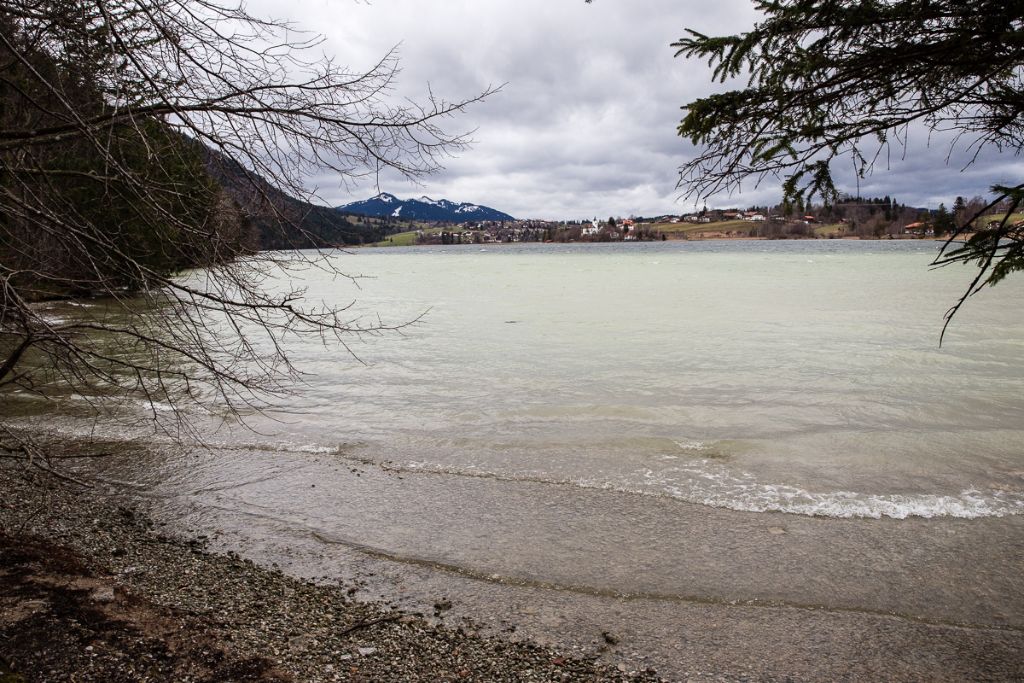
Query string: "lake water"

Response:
xmin=163 ymin=239 xmax=1024 ymax=519
xmin=12 ymin=239 xmax=1024 ymax=677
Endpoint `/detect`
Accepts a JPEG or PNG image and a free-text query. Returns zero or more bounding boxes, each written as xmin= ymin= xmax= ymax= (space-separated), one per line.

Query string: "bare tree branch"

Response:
xmin=0 ymin=0 xmax=490 ymax=456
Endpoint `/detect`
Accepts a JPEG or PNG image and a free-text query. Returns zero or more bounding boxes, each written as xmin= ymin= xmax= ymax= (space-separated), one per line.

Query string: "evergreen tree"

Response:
xmin=665 ymin=0 xmax=1024 ymax=322
xmin=934 ymin=204 xmax=955 ymax=237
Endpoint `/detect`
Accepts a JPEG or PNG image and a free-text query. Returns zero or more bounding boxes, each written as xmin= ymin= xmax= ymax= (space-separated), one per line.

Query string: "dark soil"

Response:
xmin=0 ymin=532 xmax=290 ymax=682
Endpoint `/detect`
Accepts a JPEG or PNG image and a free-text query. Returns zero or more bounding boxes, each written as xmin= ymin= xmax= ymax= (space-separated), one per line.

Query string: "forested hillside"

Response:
xmin=0 ymin=11 xmax=395 ymax=305
xmin=202 ymin=151 xmax=392 ymax=249
xmin=0 ymin=12 xmax=255 ymax=300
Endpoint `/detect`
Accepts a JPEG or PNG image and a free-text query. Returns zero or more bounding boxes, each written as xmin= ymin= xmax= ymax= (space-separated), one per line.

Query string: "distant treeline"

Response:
xmin=701 ymin=194 xmax=999 ymax=239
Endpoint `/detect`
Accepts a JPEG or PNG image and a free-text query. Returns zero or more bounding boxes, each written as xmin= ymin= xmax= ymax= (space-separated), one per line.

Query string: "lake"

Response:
xmin=12 ymin=239 xmax=1024 ymax=677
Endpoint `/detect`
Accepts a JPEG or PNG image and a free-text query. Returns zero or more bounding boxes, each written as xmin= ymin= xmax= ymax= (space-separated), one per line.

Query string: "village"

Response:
xmin=396 ymin=194 xmax=1017 ymax=246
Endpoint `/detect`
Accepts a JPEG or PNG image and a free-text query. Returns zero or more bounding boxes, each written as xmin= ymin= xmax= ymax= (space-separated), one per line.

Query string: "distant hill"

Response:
xmin=202 ymin=150 xmax=389 ymax=248
xmin=338 ymin=193 xmax=515 ymax=223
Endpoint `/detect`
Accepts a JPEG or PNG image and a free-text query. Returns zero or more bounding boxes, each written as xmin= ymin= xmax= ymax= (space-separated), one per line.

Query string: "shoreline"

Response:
xmin=4 ymin=455 xmax=1024 ymax=683
xmin=360 ymin=234 xmax=964 ymax=248
xmin=0 ymin=463 xmax=662 ymax=682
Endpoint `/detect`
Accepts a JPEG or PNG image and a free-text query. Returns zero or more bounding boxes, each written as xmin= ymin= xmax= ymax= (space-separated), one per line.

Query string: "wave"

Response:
xmin=396 ymin=457 xmax=1024 ymax=520
xmin=14 ymin=416 xmax=1022 ymax=521
xmin=637 ymin=462 xmax=1024 ymax=519
xmin=197 ymin=436 xmax=1024 ymax=520
xmin=213 ymin=440 xmax=352 ymax=456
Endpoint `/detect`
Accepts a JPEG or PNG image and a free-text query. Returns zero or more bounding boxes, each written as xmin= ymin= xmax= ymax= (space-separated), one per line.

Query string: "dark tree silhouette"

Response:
xmin=668 ymin=0 xmax=1023 ymax=334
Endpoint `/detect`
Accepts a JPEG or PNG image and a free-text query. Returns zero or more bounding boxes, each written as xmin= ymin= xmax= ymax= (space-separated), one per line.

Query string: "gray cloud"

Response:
xmin=250 ymin=0 xmax=1023 ymax=219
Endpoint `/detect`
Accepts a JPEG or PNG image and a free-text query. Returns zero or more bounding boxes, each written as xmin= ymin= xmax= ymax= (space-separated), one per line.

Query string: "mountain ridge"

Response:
xmin=337 ymin=193 xmax=515 ymax=223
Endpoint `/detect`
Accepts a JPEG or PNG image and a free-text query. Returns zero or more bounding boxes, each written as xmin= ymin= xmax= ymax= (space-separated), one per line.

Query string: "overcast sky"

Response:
xmin=248 ymin=0 xmax=1023 ymax=220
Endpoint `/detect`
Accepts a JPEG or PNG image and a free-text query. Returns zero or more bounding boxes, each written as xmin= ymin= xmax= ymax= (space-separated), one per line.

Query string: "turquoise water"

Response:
xmin=188 ymin=239 xmax=1024 ymax=520
xmin=15 ymin=239 xmax=1024 ymax=676
xmin=20 ymin=239 xmax=1024 ymax=518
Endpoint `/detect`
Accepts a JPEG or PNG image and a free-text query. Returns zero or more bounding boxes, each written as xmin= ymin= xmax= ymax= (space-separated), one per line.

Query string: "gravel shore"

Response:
xmin=0 ymin=463 xmax=664 ymax=682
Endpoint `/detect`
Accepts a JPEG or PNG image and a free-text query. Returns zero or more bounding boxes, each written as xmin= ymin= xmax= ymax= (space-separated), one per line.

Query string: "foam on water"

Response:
xmin=11 ymin=404 xmax=1023 ymax=522
xmin=212 ymin=440 xmax=349 ymax=456
xmin=673 ymin=440 xmax=710 ymax=451
xmin=636 ymin=461 xmax=1024 ymax=519
xmin=136 ymin=399 xmax=178 ymax=413
xmin=103 ymin=421 xmax=1024 ymax=522
xmin=398 ymin=456 xmax=1024 ymax=520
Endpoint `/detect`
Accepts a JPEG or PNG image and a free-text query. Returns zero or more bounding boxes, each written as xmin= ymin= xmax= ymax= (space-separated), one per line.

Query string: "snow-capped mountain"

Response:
xmin=336 ymin=193 xmax=514 ymax=223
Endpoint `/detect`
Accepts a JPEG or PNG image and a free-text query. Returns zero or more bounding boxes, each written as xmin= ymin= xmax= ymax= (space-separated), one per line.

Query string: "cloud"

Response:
xmin=247 ymin=0 xmax=1024 ymax=219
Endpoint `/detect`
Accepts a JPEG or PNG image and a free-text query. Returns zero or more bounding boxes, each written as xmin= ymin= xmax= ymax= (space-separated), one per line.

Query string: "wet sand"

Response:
xmin=162 ymin=452 xmax=1024 ymax=681
xmin=9 ymin=446 xmax=1022 ymax=681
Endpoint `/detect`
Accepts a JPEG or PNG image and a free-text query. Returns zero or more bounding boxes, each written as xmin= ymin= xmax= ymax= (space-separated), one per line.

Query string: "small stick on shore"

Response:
xmin=338 ymin=614 xmax=403 ymax=637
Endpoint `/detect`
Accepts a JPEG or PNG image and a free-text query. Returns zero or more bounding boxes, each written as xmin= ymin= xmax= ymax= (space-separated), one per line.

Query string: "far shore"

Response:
xmin=360 ymin=233 xmax=969 ymax=248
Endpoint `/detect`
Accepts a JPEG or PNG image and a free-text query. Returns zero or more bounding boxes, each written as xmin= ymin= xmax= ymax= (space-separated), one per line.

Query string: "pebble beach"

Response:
xmin=0 ymin=463 xmax=666 ymax=682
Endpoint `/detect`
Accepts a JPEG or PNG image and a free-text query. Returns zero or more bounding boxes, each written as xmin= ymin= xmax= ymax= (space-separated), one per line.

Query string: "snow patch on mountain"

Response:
xmin=336 ymin=194 xmax=514 ymax=223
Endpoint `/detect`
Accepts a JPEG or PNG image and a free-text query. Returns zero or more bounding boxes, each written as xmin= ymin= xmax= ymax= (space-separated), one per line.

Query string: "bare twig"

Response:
xmin=0 ymin=0 xmax=487 ymax=446
xmin=338 ymin=614 xmax=402 ymax=637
